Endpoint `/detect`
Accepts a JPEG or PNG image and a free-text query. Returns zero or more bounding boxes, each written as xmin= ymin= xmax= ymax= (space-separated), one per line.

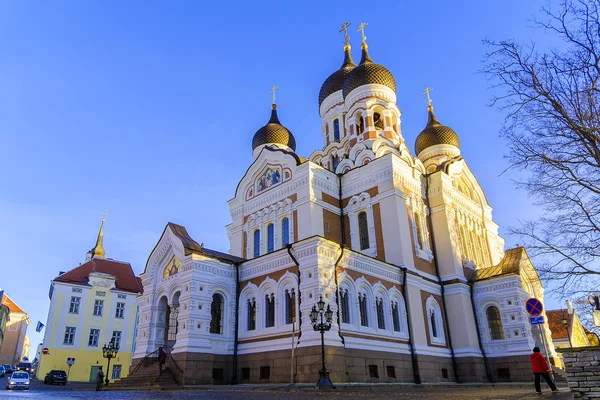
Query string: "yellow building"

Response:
xmin=0 ymin=293 xmax=30 ymax=367
xmin=37 ymin=219 xmax=142 ymax=382
xmin=547 ymin=309 xmax=592 ymax=349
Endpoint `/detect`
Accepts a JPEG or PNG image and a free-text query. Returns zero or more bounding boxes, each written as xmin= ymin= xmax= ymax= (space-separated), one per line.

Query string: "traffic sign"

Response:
xmin=530 ymin=316 xmax=544 ymax=325
xmin=42 ymin=348 xmax=49 ymax=355
xmin=66 ymin=357 xmax=75 ymax=367
xmin=526 ymin=298 xmax=544 ymax=316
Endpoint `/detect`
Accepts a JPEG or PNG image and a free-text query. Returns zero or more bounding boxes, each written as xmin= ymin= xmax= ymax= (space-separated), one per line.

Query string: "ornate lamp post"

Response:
xmin=101 ymin=338 xmax=119 ymax=385
xmin=309 ymin=295 xmax=334 ymax=388
xmin=561 ymin=314 xmax=573 ymax=348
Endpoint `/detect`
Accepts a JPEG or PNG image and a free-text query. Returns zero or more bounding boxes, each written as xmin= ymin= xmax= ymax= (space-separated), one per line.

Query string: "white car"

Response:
xmin=6 ymin=371 xmax=30 ymax=390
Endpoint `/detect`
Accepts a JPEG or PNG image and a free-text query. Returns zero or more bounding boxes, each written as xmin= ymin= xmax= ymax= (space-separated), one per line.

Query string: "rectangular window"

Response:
xmin=386 ymin=365 xmax=396 ymax=378
xmin=69 ymin=297 xmax=81 ymax=314
xmin=212 ymin=368 xmax=224 ymax=381
xmin=376 ymin=298 xmax=385 ymax=330
xmin=265 ymin=294 xmax=275 ymax=328
xmin=88 ymin=328 xmax=100 ymax=347
xmin=241 ymin=367 xmax=250 ymax=380
xmin=63 ymin=326 xmax=76 ymax=345
xmin=117 ymin=294 xmax=126 ymax=300
xmin=72 ymin=288 xmax=82 ymax=293
xmin=111 ymin=331 xmax=122 ymax=349
xmin=369 ymin=365 xmax=379 ymax=378
xmin=247 ymin=299 xmax=256 ymax=331
xmin=359 ymin=293 xmax=369 ymax=327
xmin=112 ymin=365 xmax=122 ymax=379
xmin=260 ymin=366 xmax=270 ymax=380
xmin=93 ymin=300 xmax=104 ymax=317
xmin=96 ymin=291 xmax=106 ymax=297
xmin=392 ymin=301 xmax=401 ymax=332
xmin=285 ymin=289 xmax=296 ymax=325
xmin=441 ymin=368 xmax=449 ymax=379
xmin=340 ymin=289 xmax=350 ymax=324
xmin=115 ymin=302 xmax=125 ymax=319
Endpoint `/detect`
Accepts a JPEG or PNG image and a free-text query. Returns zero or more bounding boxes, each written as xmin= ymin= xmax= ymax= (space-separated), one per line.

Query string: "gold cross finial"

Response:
xmin=357 ymin=22 xmax=368 ymax=46
xmin=270 ymin=86 xmax=278 ymax=105
xmin=423 ymin=87 xmax=434 ymax=108
xmin=102 ymin=210 xmax=108 ymax=222
xmin=340 ymin=22 xmax=351 ymax=46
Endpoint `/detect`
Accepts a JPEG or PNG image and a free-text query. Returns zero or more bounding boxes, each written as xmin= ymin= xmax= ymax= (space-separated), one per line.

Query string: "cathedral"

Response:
xmin=131 ymin=25 xmax=557 ymax=385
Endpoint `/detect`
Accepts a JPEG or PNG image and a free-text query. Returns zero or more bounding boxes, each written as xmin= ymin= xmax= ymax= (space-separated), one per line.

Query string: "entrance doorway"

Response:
xmin=89 ymin=366 xmax=100 ymax=383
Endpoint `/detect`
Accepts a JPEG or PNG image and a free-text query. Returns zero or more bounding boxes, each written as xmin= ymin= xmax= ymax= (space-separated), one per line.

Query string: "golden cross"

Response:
xmin=423 ymin=87 xmax=433 ymax=107
xmin=270 ymin=86 xmax=278 ymax=104
xmin=102 ymin=210 xmax=109 ymax=222
xmin=340 ymin=22 xmax=351 ymax=46
xmin=357 ymin=22 xmax=368 ymax=45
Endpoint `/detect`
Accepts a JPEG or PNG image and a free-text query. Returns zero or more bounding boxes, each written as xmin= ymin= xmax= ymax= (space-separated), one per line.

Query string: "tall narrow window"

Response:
xmin=265 ymin=293 xmax=275 ymax=328
xmin=358 ymin=212 xmax=370 ymax=250
xmin=415 ymin=213 xmax=425 ymax=249
xmin=285 ymin=289 xmax=296 ymax=325
xmin=486 ymin=306 xmax=504 ymax=340
xmin=331 ymin=155 xmax=339 ymax=170
xmin=253 ymin=229 xmax=261 ymax=258
xmin=333 ymin=119 xmax=340 ymax=141
xmin=376 ymin=297 xmax=385 ymax=329
xmin=430 ymin=309 xmax=438 ymax=338
xmin=111 ymin=331 xmax=122 ymax=349
xmin=210 ymin=293 xmax=224 ymax=334
xmin=93 ymin=300 xmax=104 ymax=317
xmin=359 ymin=116 xmax=365 ymax=134
xmin=340 ymin=289 xmax=350 ymax=324
xmin=88 ymin=328 xmax=100 ymax=347
xmin=281 ymin=218 xmax=290 ymax=247
xmin=69 ymin=297 xmax=81 ymax=314
xmin=115 ymin=302 xmax=125 ymax=319
xmin=459 ymin=225 xmax=469 ymax=260
xmin=267 ymin=223 xmax=274 ymax=253
xmin=247 ymin=298 xmax=256 ymax=331
xmin=358 ymin=293 xmax=369 ymax=327
xmin=63 ymin=327 xmax=76 ymax=345
xmin=374 ymin=112 xmax=384 ymax=130
xmin=469 ymin=231 xmax=478 ymax=265
xmin=391 ymin=301 xmax=401 ymax=332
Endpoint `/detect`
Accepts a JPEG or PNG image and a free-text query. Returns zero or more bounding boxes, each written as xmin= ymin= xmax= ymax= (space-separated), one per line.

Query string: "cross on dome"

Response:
xmin=357 ymin=22 xmax=368 ymax=48
xmin=340 ymin=22 xmax=351 ymax=47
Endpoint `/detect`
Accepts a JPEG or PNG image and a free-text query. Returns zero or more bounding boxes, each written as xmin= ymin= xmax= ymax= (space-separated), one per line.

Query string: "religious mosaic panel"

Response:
xmin=163 ymin=255 xmax=182 ymax=278
xmin=257 ymin=167 xmax=282 ymax=193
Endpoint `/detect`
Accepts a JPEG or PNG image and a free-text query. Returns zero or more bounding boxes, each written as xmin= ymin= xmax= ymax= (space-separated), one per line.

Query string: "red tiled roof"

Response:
xmin=54 ymin=258 xmax=142 ymax=294
xmin=1 ymin=294 xmax=26 ymax=314
xmin=546 ymin=310 xmax=572 ymax=340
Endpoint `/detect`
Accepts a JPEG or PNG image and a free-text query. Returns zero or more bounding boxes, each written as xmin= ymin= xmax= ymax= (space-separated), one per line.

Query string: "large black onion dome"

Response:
xmin=414 ymin=106 xmax=460 ymax=156
xmin=252 ymin=105 xmax=296 ymax=151
xmin=342 ymin=45 xmax=396 ymax=99
xmin=318 ymin=45 xmax=356 ymax=107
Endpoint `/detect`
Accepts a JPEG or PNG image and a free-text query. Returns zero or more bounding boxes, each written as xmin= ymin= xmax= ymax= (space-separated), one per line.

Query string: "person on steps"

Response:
xmin=158 ymin=346 xmax=166 ymax=375
xmin=530 ymin=347 xmax=558 ymax=394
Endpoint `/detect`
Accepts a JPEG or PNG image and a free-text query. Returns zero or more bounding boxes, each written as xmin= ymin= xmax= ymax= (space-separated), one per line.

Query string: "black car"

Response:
xmin=44 ymin=370 xmax=67 ymax=385
xmin=16 ymin=363 xmax=32 ymax=374
xmin=2 ymin=365 xmax=11 ymax=374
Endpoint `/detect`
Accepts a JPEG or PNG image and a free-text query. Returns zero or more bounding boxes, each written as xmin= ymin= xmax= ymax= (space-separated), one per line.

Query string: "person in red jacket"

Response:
xmin=530 ymin=347 xmax=558 ymax=394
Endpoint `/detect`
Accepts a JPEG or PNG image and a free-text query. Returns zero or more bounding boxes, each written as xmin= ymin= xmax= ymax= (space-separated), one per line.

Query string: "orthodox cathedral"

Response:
xmin=131 ymin=25 xmax=557 ymax=384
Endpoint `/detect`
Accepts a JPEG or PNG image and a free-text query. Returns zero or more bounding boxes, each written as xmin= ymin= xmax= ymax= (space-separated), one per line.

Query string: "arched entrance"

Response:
xmin=157 ymin=296 xmax=169 ymax=345
xmin=166 ymin=291 xmax=181 ymax=349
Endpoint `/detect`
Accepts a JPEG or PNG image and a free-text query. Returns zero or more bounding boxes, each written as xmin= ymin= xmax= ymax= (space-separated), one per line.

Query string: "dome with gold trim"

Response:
xmin=414 ymin=106 xmax=460 ymax=156
xmin=318 ymin=45 xmax=356 ymax=107
xmin=342 ymin=45 xmax=396 ymax=99
xmin=252 ymin=105 xmax=296 ymax=151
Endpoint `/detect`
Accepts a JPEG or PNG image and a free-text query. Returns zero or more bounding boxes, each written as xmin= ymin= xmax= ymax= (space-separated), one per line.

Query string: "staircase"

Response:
xmin=108 ymin=355 xmax=179 ymax=390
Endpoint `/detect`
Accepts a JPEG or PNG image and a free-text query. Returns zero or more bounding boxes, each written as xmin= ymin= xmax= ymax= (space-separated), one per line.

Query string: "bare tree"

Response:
xmin=483 ymin=0 xmax=600 ymax=302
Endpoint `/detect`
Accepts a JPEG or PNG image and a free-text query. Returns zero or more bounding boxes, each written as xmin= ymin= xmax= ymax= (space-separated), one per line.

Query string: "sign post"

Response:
xmin=66 ymin=357 xmax=75 ymax=381
xmin=526 ymin=298 xmax=552 ymax=375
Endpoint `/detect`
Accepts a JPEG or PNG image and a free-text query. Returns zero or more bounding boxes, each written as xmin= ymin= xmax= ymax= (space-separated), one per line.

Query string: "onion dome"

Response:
xmin=318 ymin=45 xmax=356 ymax=107
xmin=414 ymin=106 xmax=460 ymax=156
xmin=252 ymin=104 xmax=296 ymax=151
xmin=342 ymin=45 xmax=396 ymax=99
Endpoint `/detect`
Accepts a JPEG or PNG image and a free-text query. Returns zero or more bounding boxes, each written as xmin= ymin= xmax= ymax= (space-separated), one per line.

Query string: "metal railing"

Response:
xmin=128 ymin=349 xmax=158 ymax=377
xmin=166 ymin=354 xmax=183 ymax=385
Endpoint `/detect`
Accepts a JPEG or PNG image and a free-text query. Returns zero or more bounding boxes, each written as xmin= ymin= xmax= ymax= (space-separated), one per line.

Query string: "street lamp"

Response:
xmin=101 ymin=338 xmax=119 ymax=385
xmin=309 ymin=295 xmax=334 ymax=388
xmin=561 ymin=314 xmax=573 ymax=348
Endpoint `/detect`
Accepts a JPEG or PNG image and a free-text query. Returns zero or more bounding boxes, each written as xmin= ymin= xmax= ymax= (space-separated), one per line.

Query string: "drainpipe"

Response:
xmin=332 ymin=245 xmax=346 ymax=348
xmin=286 ymin=244 xmax=302 ymax=382
xmin=469 ymin=281 xmax=492 ymax=382
xmin=232 ymin=262 xmax=240 ymax=384
xmin=401 ymin=267 xmax=421 ymax=384
xmin=425 ymin=174 xmax=459 ymax=383
xmin=337 ymin=173 xmax=346 ymax=245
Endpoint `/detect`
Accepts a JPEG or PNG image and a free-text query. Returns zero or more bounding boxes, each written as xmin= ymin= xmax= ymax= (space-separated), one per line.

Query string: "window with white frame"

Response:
xmin=115 ymin=302 xmax=125 ymax=319
xmin=63 ymin=326 xmax=76 ymax=345
xmin=112 ymin=330 xmax=122 ymax=349
xmin=426 ymin=296 xmax=445 ymax=345
xmin=346 ymin=193 xmax=376 ymax=256
xmin=210 ymin=293 xmax=224 ymax=334
xmin=93 ymin=300 xmax=104 ymax=317
xmin=391 ymin=301 xmax=401 ymax=332
xmin=265 ymin=293 xmax=275 ymax=328
xmin=358 ymin=292 xmax=369 ymax=327
xmin=281 ymin=217 xmax=290 ymax=247
xmin=267 ymin=223 xmax=275 ymax=253
xmin=376 ymin=297 xmax=385 ymax=329
xmin=253 ymin=229 xmax=261 ymax=258
xmin=340 ymin=288 xmax=350 ymax=324
xmin=358 ymin=212 xmax=370 ymax=250
xmin=69 ymin=296 xmax=80 ymax=314
xmin=88 ymin=328 xmax=100 ymax=347
xmin=410 ymin=195 xmax=433 ymax=261
xmin=247 ymin=298 xmax=256 ymax=331
xmin=284 ymin=288 xmax=296 ymax=325
xmin=486 ymin=306 xmax=504 ymax=340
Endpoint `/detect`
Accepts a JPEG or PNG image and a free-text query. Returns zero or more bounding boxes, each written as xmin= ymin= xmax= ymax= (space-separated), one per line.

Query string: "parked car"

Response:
xmin=6 ymin=371 xmax=30 ymax=390
xmin=0 ymin=366 xmax=5 ymax=378
xmin=2 ymin=365 xmax=11 ymax=373
xmin=15 ymin=362 xmax=32 ymax=374
xmin=44 ymin=370 xmax=67 ymax=385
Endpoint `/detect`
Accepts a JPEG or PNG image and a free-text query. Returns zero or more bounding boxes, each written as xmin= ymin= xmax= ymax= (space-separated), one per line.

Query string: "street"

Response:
xmin=0 ymin=374 xmax=575 ymax=400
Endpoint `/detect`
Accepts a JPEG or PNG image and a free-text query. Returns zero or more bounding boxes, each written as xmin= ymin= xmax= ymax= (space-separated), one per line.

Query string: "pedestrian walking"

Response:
xmin=95 ymin=366 xmax=104 ymax=391
xmin=530 ymin=347 xmax=558 ymax=394
xmin=158 ymin=346 xmax=166 ymax=374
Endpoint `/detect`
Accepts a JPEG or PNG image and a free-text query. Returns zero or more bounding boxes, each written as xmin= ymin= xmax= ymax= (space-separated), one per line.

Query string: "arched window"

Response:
xmin=358 ymin=115 xmax=365 ymax=134
xmin=391 ymin=301 xmax=401 ymax=332
xmin=469 ymin=231 xmax=478 ymax=264
xmin=459 ymin=225 xmax=469 ymax=260
xmin=247 ymin=298 xmax=256 ymax=331
xmin=285 ymin=289 xmax=296 ymax=325
xmin=333 ymin=119 xmax=340 ymax=142
xmin=486 ymin=306 xmax=504 ymax=340
xmin=253 ymin=229 xmax=261 ymax=258
xmin=358 ymin=212 xmax=370 ymax=250
xmin=209 ymin=293 xmax=224 ymax=334
xmin=358 ymin=292 xmax=369 ymax=327
xmin=415 ymin=213 xmax=425 ymax=250
xmin=430 ymin=309 xmax=438 ymax=338
xmin=265 ymin=293 xmax=275 ymax=328
xmin=426 ymin=297 xmax=445 ymax=344
xmin=376 ymin=297 xmax=385 ymax=329
xmin=267 ymin=223 xmax=274 ymax=253
xmin=340 ymin=288 xmax=350 ymax=324
xmin=331 ymin=155 xmax=339 ymax=171
xmin=373 ymin=112 xmax=384 ymax=130
xmin=281 ymin=218 xmax=289 ymax=247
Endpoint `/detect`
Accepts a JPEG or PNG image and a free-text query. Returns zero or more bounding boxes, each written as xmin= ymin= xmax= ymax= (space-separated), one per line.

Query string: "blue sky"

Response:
xmin=0 ymin=0 xmax=560 ymax=359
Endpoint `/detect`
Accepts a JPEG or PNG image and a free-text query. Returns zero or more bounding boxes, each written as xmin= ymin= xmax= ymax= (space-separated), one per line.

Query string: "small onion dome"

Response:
xmin=342 ymin=45 xmax=396 ymax=99
xmin=414 ymin=106 xmax=460 ymax=156
xmin=318 ymin=45 xmax=356 ymax=107
xmin=252 ymin=104 xmax=296 ymax=151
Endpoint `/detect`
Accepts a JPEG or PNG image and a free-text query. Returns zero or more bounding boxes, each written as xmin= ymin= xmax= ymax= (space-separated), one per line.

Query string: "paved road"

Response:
xmin=0 ymin=375 xmax=573 ymax=399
